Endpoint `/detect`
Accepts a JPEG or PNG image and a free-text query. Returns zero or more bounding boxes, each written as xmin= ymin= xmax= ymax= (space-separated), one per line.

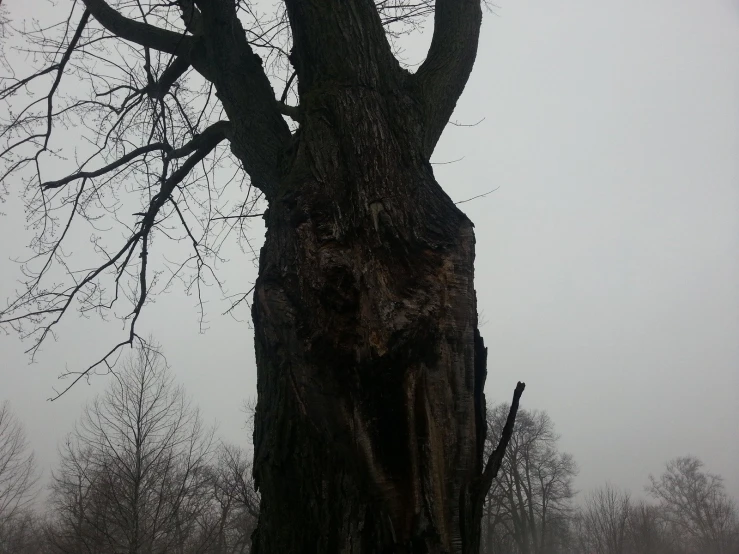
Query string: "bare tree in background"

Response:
xmin=0 ymin=0 xmax=526 ymax=549
xmin=47 ymin=343 xmax=215 ymax=553
xmin=0 ymin=400 xmax=39 ymax=551
xmin=185 ymin=401 xmax=260 ymax=552
xmin=0 ymin=510 xmax=47 ymax=554
xmin=648 ymin=456 xmax=739 ymax=554
xmin=625 ymin=500 xmax=676 ymax=554
xmin=481 ymin=406 xmax=577 ymax=554
xmin=574 ymin=484 xmax=631 ymax=554
xmin=193 ymin=443 xmax=259 ymax=553
xmin=46 ymin=439 xmax=104 ymax=552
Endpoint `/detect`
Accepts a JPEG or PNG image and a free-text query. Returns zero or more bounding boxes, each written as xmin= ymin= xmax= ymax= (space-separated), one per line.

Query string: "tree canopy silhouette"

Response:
xmin=0 ymin=1 xmax=524 ymax=551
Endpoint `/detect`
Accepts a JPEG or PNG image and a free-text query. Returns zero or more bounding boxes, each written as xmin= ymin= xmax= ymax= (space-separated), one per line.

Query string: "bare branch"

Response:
xmin=41 ymin=143 xmax=172 ymax=190
xmin=81 ymin=0 xmax=194 ymax=55
xmin=0 ymin=120 xmax=229 ymax=378
xmin=275 ymin=100 xmax=301 ymax=122
xmin=454 ymin=186 xmax=500 ymax=205
xmin=43 ymin=10 xmax=91 ymax=149
xmin=169 ymin=120 xmax=231 ymax=158
xmin=480 ymin=381 xmax=526 ymax=498
xmin=146 ymin=54 xmax=191 ymax=100
xmin=40 ymin=122 xmax=229 ymax=192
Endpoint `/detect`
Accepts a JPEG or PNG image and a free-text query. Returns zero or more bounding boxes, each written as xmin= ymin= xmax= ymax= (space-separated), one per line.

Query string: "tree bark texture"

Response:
xmin=252 ymin=100 xmax=482 ymax=553
xmin=249 ymin=3 xmax=489 ymax=552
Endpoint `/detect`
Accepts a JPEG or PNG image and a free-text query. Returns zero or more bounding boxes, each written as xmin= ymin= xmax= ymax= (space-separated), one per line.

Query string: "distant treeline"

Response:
xmin=1 ymin=344 xmax=737 ymax=554
xmin=480 ymin=406 xmax=738 ymax=554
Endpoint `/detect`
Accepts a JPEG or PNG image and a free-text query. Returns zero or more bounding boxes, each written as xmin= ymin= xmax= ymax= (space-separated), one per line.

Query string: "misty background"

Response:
xmin=1 ymin=0 xmax=737 ymax=505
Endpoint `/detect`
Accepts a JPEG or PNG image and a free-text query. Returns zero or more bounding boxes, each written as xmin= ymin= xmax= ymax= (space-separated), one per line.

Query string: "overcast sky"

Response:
xmin=1 ymin=0 xmax=738 ymax=503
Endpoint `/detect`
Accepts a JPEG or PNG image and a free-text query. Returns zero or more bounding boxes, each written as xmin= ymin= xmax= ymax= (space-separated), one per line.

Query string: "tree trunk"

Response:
xmin=250 ymin=53 xmax=487 ymax=552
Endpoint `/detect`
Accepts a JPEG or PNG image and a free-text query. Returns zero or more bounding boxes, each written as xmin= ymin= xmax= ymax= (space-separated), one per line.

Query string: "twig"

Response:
xmin=455 ymin=186 xmax=500 ymax=205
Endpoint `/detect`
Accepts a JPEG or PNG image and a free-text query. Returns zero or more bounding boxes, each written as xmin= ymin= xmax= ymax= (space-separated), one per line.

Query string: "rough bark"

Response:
xmin=55 ymin=0 xmax=523 ymax=552
xmin=252 ymin=89 xmax=480 ymax=551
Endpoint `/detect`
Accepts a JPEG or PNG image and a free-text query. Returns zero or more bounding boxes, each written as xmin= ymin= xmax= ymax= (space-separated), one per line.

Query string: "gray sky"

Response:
xmin=1 ymin=0 xmax=738 ymax=504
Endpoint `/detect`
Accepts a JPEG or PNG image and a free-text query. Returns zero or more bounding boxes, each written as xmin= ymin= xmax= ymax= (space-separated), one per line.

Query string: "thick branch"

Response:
xmin=81 ymin=0 xmax=193 ymax=55
xmin=275 ymin=101 xmax=301 ymax=122
xmin=138 ymin=123 xmax=228 ymax=235
xmin=146 ymin=55 xmax=191 ymax=100
xmin=41 ymin=143 xmax=171 ymax=189
xmin=412 ymin=0 xmax=482 ymax=158
xmin=479 ymin=381 xmax=526 ymax=498
xmin=169 ymin=120 xmax=231 ymax=158
xmin=189 ymin=1 xmax=290 ymax=199
xmin=177 ymin=0 xmax=204 ymax=36
xmin=41 ymin=121 xmax=230 ymax=190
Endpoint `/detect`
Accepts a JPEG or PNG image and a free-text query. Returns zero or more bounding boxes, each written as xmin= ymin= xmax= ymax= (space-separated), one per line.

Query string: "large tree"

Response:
xmin=648 ymin=456 xmax=739 ymax=554
xmin=575 ymin=484 xmax=631 ymax=554
xmin=481 ymin=406 xmax=577 ymax=554
xmin=193 ymin=443 xmax=260 ymax=553
xmin=0 ymin=401 xmax=39 ymax=552
xmin=0 ymin=0 xmax=524 ymax=551
xmin=625 ymin=501 xmax=677 ymax=554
